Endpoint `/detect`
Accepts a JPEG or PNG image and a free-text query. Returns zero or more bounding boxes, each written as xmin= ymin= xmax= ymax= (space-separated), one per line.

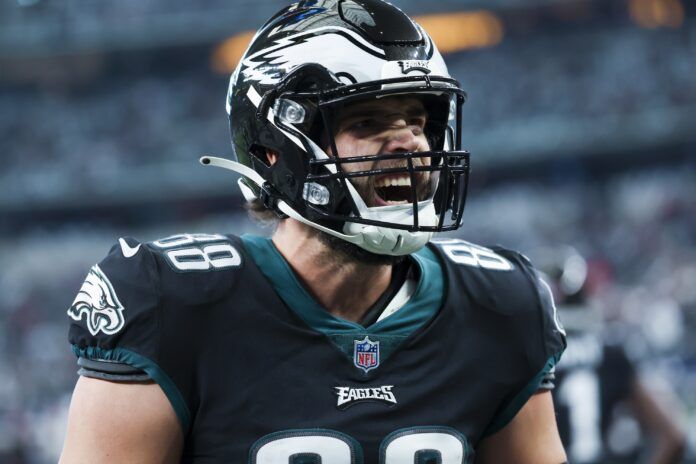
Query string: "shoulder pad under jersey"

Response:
xmin=144 ymin=233 xmax=246 ymax=305
xmin=67 ymin=233 xmax=246 ymax=432
xmin=428 ymin=238 xmax=566 ymax=435
xmin=429 ymin=237 xmax=566 ymax=371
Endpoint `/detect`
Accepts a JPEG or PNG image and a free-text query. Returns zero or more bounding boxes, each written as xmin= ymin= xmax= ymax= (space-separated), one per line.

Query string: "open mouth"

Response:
xmin=373 ymin=175 xmax=419 ymax=206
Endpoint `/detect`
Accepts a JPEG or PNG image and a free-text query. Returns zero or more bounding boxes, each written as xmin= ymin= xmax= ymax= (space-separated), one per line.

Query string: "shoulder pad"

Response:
xmin=429 ymin=237 xmax=566 ymax=356
xmin=66 ymin=233 xmax=244 ymax=433
xmin=68 ymin=233 xmax=246 ymax=341
xmin=68 ymin=234 xmax=245 ymax=339
xmin=68 ymin=236 xmax=158 ymax=344
xmin=429 ymin=239 xmax=529 ymax=316
xmin=430 ymin=238 xmax=516 ymax=273
xmin=144 ymin=233 xmax=245 ymax=305
xmin=430 ymin=239 xmax=566 ymax=437
xmin=68 ymin=236 xmax=163 ymax=405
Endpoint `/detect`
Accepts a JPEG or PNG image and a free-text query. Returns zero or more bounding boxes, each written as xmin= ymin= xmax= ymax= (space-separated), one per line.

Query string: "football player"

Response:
xmin=61 ymin=1 xmax=568 ymax=462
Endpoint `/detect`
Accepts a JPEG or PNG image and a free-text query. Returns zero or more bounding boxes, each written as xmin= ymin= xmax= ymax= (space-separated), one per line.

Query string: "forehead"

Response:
xmin=338 ymin=95 xmax=427 ymax=118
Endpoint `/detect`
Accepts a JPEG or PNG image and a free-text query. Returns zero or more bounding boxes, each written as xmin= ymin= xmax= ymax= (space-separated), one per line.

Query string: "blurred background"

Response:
xmin=0 ymin=0 xmax=694 ymax=462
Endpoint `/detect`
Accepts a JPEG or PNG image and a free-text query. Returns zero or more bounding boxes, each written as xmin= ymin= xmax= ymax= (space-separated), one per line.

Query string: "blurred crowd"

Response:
xmin=0 ymin=71 xmax=227 ymax=209
xmin=2 ymin=19 xmax=694 ymax=209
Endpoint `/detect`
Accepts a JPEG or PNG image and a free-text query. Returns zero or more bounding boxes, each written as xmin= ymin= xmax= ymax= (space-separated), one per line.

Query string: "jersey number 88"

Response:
xmin=250 ymin=427 xmax=472 ymax=464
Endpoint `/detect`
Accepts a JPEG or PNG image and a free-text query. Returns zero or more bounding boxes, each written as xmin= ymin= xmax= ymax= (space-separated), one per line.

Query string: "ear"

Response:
xmin=266 ymin=149 xmax=279 ymax=165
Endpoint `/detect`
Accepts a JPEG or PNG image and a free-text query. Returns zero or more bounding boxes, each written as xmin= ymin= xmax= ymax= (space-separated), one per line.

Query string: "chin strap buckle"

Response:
xmin=259 ymin=183 xmax=289 ymax=219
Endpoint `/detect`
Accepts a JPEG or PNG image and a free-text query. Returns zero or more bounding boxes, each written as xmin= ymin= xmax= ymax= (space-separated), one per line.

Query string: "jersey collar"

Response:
xmin=240 ymin=234 xmax=443 ymax=337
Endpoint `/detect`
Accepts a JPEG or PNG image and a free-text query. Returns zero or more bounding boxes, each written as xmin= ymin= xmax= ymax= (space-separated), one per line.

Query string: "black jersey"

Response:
xmin=553 ymin=332 xmax=637 ymax=464
xmin=67 ymin=233 xmax=566 ymax=463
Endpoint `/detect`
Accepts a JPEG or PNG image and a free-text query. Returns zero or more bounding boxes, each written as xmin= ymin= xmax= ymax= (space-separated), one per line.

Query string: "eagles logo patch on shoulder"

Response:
xmin=68 ymin=265 xmax=125 ymax=336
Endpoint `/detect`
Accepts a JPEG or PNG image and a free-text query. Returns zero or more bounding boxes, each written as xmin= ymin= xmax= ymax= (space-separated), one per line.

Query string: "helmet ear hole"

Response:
xmin=266 ymin=150 xmax=279 ymax=166
xmin=249 ymin=145 xmax=273 ymax=168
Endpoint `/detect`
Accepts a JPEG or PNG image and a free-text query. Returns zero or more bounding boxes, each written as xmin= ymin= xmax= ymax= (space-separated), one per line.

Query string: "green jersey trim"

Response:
xmin=240 ymin=234 xmax=444 ymax=338
xmin=482 ymin=351 xmax=564 ymax=438
xmin=71 ymin=345 xmax=190 ymax=433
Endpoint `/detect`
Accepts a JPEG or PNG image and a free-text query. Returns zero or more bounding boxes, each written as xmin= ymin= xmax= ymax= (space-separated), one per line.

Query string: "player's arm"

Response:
xmin=474 ymin=391 xmax=567 ymax=464
xmin=60 ymin=376 xmax=183 ymax=463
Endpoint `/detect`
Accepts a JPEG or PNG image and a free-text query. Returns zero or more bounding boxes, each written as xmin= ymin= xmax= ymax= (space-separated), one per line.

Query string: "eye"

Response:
xmin=349 ymin=119 xmax=377 ymax=131
xmin=410 ymin=116 xmax=427 ymax=128
xmin=409 ymin=117 xmax=427 ymax=135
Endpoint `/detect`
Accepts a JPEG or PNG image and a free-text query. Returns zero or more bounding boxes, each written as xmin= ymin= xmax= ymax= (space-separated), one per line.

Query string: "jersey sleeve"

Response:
xmin=530 ymin=263 xmax=568 ymax=365
xmin=67 ymin=237 xmax=191 ymax=431
xmin=502 ymin=248 xmax=567 ymax=365
xmin=482 ymin=248 xmax=567 ymax=436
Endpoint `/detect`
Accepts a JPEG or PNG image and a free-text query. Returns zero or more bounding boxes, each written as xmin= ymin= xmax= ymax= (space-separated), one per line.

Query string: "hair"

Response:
xmin=245 ymin=198 xmax=281 ymax=227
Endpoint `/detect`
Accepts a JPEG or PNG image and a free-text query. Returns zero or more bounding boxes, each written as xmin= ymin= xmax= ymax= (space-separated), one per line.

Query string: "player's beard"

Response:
xmin=309 ymin=168 xmax=431 ymax=266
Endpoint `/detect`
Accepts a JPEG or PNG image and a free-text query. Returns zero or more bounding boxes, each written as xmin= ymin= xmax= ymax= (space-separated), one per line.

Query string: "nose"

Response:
xmin=382 ymin=121 xmax=423 ymax=153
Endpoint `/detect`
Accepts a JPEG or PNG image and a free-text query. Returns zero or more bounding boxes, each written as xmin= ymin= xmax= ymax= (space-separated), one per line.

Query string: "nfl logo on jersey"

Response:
xmin=354 ymin=336 xmax=379 ymax=373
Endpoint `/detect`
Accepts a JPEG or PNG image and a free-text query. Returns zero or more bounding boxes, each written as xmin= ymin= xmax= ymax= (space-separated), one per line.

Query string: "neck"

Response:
xmin=272 ymin=219 xmax=392 ymax=323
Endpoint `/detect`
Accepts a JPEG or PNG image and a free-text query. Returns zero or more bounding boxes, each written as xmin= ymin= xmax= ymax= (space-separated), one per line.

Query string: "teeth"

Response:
xmin=375 ymin=176 xmax=411 ymax=187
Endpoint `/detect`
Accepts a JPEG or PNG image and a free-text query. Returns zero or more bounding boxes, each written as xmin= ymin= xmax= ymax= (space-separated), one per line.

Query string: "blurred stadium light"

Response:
xmin=629 ymin=0 xmax=685 ymax=28
xmin=416 ymin=11 xmax=504 ymax=52
xmin=211 ymin=31 xmax=256 ymax=75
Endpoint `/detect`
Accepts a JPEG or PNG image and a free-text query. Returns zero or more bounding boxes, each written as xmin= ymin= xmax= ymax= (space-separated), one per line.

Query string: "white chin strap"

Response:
xmin=200 ymin=155 xmax=433 ymax=256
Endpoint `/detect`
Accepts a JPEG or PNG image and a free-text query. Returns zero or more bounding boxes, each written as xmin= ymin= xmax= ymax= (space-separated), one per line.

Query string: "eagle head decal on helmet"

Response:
xmin=201 ymin=0 xmax=470 ymax=255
